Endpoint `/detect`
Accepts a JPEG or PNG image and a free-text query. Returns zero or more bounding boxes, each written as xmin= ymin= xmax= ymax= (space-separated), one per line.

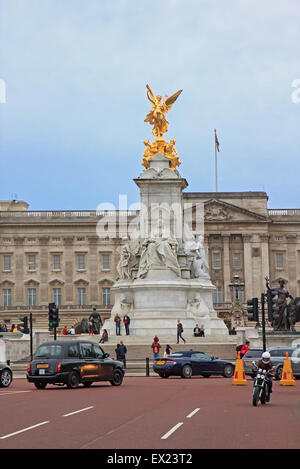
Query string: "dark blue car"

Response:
xmin=153 ymin=350 xmax=234 ymax=379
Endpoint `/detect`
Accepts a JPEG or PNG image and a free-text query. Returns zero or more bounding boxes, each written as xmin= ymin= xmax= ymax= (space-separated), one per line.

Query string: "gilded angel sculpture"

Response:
xmin=144 ymin=85 xmax=182 ymax=138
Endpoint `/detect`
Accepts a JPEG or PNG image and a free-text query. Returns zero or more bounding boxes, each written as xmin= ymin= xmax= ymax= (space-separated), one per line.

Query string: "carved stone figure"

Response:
xmin=183 ymin=224 xmax=209 ymax=279
xmin=137 ymin=237 xmax=180 ymax=279
xmin=116 ymin=241 xmax=140 ymax=280
xmin=230 ymin=299 xmax=246 ymax=328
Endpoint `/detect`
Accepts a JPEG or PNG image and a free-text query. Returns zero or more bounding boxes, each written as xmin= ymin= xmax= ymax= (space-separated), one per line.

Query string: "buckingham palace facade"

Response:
xmin=0 ymin=192 xmax=300 ymax=328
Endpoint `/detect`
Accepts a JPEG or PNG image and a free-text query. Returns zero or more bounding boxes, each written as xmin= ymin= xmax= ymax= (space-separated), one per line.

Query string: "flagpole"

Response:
xmin=214 ymin=129 xmax=218 ymax=192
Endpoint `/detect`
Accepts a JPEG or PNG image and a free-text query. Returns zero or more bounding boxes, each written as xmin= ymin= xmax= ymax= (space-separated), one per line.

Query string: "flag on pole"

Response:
xmin=214 ymin=129 xmax=220 ymax=152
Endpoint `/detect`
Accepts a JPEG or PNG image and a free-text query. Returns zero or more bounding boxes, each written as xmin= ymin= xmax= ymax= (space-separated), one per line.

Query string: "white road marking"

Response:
xmin=63 ymin=406 xmax=94 ymax=417
xmin=161 ymin=422 xmax=184 ymax=440
xmin=186 ymin=408 xmax=200 ymax=418
xmin=0 ymin=421 xmax=49 ymax=440
xmin=0 ymin=390 xmax=31 ymax=396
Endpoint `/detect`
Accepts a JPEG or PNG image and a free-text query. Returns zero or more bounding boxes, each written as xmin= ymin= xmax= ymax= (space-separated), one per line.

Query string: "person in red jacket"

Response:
xmin=151 ymin=336 xmax=161 ymax=360
xmin=240 ymin=340 xmax=250 ymax=358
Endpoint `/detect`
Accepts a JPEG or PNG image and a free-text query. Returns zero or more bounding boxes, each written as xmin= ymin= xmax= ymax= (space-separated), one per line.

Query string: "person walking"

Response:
xmin=123 ymin=313 xmax=130 ymax=336
xmin=177 ymin=320 xmax=186 ymax=344
xmin=151 ymin=336 xmax=161 ymax=360
xmin=114 ymin=313 xmax=121 ymax=336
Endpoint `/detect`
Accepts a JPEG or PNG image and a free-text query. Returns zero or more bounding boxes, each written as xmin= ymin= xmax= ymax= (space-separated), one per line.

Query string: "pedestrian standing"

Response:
xmin=119 ymin=340 xmax=127 ymax=369
xmin=199 ymin=324 xmax=205 ymax=337
xmin=151 ymin=336 xmax=161 ymax=360
xmin=177 ymin=320 xmax=186 ymax=344
xmin=123 ymin=313 xmax=130 ymax=335
xmin=114 ymin=313 xmax=121 ymax=336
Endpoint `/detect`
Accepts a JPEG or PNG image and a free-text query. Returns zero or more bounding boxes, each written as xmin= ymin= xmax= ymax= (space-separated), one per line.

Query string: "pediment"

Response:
xmin=203 ymin=199 xmax=269 ymax=222
xmin=74 ymin=278 xmax=89 ymax=286
xmin=24 ymin=279 xmax=40 ymax=286
xmin=98 ymin=278 xmax=114 ymax=286
xmin=0 ymin=279 xmax=15 ymax=286
xmin=49 ymin=278 xmax=65 ymax=286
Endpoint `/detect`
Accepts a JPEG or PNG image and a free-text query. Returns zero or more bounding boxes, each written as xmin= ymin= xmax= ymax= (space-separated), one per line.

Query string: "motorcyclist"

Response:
xmin=254 ymin=351 xmax=275 ymax=401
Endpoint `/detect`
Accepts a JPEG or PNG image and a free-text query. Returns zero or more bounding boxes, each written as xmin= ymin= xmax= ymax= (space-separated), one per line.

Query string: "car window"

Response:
xmin=35 ymin=344 xmax=62 ymax=359
xmin=191 ymin=353 xmax=207 ymax=359
xmin=243 ymin=351 xmax=262 ymax=358
xmin=68 ymin=344 xmax=79 ymax=358
xmin=93 ymin=344 xmax=105 ymax=359
xmin=194 ymin=353 xmax=211 ymax=360
xmin=80 ymin=343 xmax=94 ymax=358
xmin=169 ymin=353 xmax=184 ymax=357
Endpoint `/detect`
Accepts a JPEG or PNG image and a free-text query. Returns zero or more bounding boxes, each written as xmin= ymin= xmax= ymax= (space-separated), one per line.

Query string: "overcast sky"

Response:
xmin=0 ymin=0 xmax=299 ymax=210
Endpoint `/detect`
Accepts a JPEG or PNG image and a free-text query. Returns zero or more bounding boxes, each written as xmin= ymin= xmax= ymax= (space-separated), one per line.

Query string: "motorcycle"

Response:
xmin=252 ymin=363 xmax=272 ymax=406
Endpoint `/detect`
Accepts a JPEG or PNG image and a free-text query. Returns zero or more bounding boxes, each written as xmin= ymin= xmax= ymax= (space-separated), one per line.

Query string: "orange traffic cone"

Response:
xmin=232 ymin=352 xmax=247 ymax=385
xmin=280 ymin=352 xmax=296 ymax=386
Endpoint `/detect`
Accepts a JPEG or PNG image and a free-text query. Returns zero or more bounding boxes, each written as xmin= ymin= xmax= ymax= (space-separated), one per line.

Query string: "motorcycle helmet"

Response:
xmin=262 ymin=351 xmax=271 ymax=364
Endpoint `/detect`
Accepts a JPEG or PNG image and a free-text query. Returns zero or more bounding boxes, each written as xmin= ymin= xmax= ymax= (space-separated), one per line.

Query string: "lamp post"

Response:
xmin=229 ymin=274 xmax=245 ymax=302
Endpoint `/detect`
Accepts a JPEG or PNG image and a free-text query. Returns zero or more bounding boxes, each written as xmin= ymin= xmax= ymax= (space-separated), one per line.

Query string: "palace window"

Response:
xmin=232 ymin=252 xmax=242 ymax=269
xmin=28 ymin=288 xmax=37 ymax=306
xmin=77 ymin=254 xmax=86 ymax=270
xmin=28 ymin=255 xmax=36 ymax=271
xmin=3 ymin=289 xmax=12 ymax=307
xmin=77 ymin=288 xmax=86 ymax=305
xmin=212 ymin=252 xmax=221 ymax=269
xmin=213 ymin=287 xmax=223 ymax=304
xmin=53 ymin=255 xmax=61 ymax=270
xmin=3 ymin=255 xmax=11 ymax=271
xmin=275 ymin=252 xmax=284 ymax=269
xmin=53 ymin=288 xmax=62 ymax=306
xmin=102 ymin=287 xmax=111 ymax=305
xmin=102 ymin=254 xmax=110 ymax=270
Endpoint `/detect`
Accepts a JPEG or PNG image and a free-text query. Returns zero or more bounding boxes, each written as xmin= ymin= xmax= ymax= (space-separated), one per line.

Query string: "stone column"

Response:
xmin=243 ymin=234 xmax=253 ymax=299
xmin=63 ymin=236 xmax=74 ymax=305
xmin=286 ymin=233 xmax=297 ymax=295
xmin=38 ymin=236 xmax=49 ymax=305
xmin=259 ymin=233 xmax=270 ymax=293
xmin=222 ymin=235 xmax=231 ymax=302
xmin=88 ymin=236 xmax=99 ymax=305
xmin=13 ymin=237 xmax=25 ymax=306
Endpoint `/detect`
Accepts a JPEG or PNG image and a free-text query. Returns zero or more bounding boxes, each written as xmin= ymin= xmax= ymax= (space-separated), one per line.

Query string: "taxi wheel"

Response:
xmin=34 ymin=381 xmax=47 ymax=389
xmin=110 ymin=369 xmax=124 ymax=386
xmin=67 ymin=371 xmax=80 ymax=389
xmin=181 ymin=365 xmax=192 ymax=378
xmin=0 ymin=369 xmax=12 ymax=387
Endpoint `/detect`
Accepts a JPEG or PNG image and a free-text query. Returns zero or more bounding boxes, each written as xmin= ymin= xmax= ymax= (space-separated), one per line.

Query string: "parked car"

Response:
xmin=27 ymin=340 xmax=124 ymax=389
xmin=153 ymin=350 xmax=234 ymax=378
xmin=0 ymin=361 xmax=13 ymax=387
xmin=244 ymin=347 xmax=299 ymax=380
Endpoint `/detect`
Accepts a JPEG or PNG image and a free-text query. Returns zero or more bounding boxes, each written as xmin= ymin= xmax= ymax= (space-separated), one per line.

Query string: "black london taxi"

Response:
xmin=27 ymin=340 xmax=124 ymax=389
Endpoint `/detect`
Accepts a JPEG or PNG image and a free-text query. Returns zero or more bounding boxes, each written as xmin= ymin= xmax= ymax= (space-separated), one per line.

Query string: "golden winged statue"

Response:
xmin=143 ymin=85 xmax=182 ymax=170
xmin=144 ymin=84 xmax=182 ymax=138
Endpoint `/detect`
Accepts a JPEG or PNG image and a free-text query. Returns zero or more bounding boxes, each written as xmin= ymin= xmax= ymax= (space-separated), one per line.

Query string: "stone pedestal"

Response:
xmin=103 ymin=153 xmax=228 ymax=341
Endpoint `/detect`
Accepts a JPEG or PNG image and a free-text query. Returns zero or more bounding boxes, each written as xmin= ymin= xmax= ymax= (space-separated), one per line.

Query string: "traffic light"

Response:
xmin=266 ymin=289 xmax=279 ymax=322
xmin=20 ymin=316 xmax=29 ymax=334
xmin=52 ymin=307 xmax=60 ymax=328
xmin=48 ymin=302 xmax=55 ymax=330
xmin=247 ymin=297 xmax=259 ymax=322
